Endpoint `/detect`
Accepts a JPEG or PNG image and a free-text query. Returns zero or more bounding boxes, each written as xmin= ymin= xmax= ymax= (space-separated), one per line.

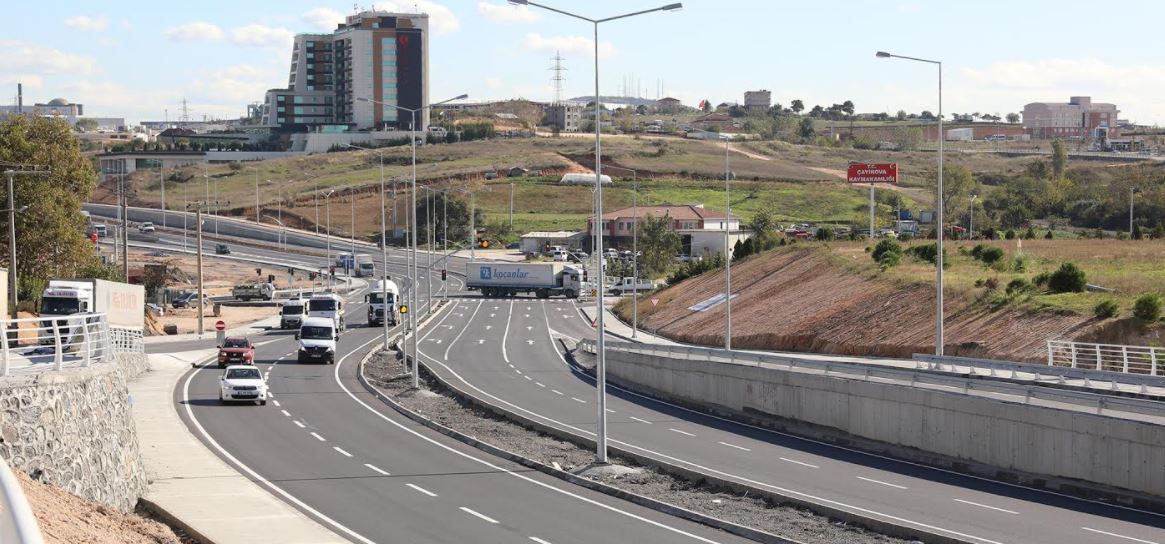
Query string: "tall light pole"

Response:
xmin=3 ymin=168 xmax=49 ymax=323
xmin=254 ymin=168 xmax=261 ymax=223
xmin=321 ymin=189 xmax=335 ymax=286
xmin=877 ymin=49 xmax=945 ymax=356
xmin=160 ymin=164 xmax=167 ymax=230
xmin=357 ymin=93 xmax=467 ymax=390
xmin=344 ymin=143 xmax=391 ymax=350
xmin=120 ymin=174 xmax=129 ymax=278
xmin=722 ymin=136 xmax=732 ymax=352
xmin=969 ymin=194 xmax=977 ymax=239
xmin=514 ymin=0 xmax=683 ymax=465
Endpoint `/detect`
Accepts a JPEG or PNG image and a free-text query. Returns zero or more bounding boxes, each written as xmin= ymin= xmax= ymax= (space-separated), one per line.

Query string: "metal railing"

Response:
xmin=1048 ymin=340 xmax=1162 ymax=376
xmin=0 ymin=455 xmax=43 ymax=544
xmin=0 ymin=313 xmax=132 ymax=376
xmin=580 ymin=339 xmax=1165 ymax=420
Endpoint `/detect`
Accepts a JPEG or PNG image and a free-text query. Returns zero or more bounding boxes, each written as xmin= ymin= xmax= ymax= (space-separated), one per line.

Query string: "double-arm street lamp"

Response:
xmin=876 ymin=50 xmax=944 ymax=356
xmin=512 ymin=0 xmax=682 ymax=465
xmin=344 ymin=143 xmax=393 ymax=350
xmin=357 ymin=93 xmax=467 ymax=390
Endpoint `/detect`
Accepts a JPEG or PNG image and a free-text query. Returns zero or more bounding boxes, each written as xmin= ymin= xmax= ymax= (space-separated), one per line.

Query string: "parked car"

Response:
xmin=219 ymin=365 xmax=268 ymax=405
xmin=217 ymin=336 xmax=256 ymax=368
xmin=138 ymin=222 xmax=156 ymax=233
xmin=215 ymin=243 xmax=231 ymax=255
xmin=171 ymin=291 xmax=209 ymax=309
xmin=552 ymin=251 xmax=569 ymax=262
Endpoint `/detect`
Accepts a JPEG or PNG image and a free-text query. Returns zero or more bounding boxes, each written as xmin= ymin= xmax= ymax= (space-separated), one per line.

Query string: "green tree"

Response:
xmin=895 ymin=110 xmax=907 ymax=121
xmin=929 ymin=163 xmax=975 ymax=224
xmin=0 ymin=115 xmax=100 ymax=301
xmin=790 ymin=99 xmax=804 ymax=115
xmin=1133 ymin=293 xmax=1162 ymax=322
xmin=797 ymin=117 xmax=815 ymax=141
xmin=1051 ymin=138 xmax=1068 ymax=179
xmin=747 ymin=207 xmax=779 ymax=251
xmin=74 ymin=118 xmax=99 ymax=133
xmin=700 ymin=99 xmax=712 ymax=113
xmin=1154 ymin=220 xmax=1165 ymax=240
xmin=637 ymin=213 xmax=680 ymax=276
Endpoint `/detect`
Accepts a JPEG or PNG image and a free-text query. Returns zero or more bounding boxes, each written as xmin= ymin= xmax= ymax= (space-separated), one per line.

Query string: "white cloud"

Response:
xmin=0 ymin=74 xmax=43 ymax=89
xmin=231 ymin=24 xmax=294 ymax=48
xmin=302 ymin=7 xmax=345 ymax=31
xmin=163 ymin=21 xmax=224 ymax=42
xmin=522 ymin=33 xmax=615 ymax=59
xmin=378 ymin=1 xmax=461 ymax=35
xmin=485 ymin=77 xmax=502 ymax=90
xmin=64 ymin=15 xmax=108 ymax=32
xmin=0 ymin=40 xmax=96 ymax=75
xmin=478 ymin=2 xmax=541 ymax=23
xmin=190 ymin=64 xmax=279 ymax=105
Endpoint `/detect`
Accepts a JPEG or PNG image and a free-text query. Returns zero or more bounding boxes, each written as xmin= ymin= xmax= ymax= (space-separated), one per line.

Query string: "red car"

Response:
xmin=218 ymin=337 xmax=255 ymax=368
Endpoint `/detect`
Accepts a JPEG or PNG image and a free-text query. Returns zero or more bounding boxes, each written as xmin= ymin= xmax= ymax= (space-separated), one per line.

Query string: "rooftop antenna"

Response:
xmin=180 ymin=97 xmax=190 ymax=123
xmin=549 ymin=50 xmax=567 ymax=105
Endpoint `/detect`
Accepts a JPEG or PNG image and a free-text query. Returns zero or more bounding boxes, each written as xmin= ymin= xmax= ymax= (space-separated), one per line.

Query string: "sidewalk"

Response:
xmin=130 ymin=349 xmax=345 ymax=543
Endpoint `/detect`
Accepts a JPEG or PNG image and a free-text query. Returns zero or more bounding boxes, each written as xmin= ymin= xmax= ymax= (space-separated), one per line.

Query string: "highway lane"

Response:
xmin=417 ymin=297 xmax=1165 ymax=544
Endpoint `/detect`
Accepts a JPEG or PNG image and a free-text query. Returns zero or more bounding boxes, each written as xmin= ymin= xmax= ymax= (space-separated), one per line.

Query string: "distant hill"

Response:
xmin=566 ymin=95 xmax=670 ymax=108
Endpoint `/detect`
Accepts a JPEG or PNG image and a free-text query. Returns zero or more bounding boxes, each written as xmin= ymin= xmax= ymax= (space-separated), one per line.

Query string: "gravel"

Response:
xmin=365 ymin=350 xmax=909 ymax=544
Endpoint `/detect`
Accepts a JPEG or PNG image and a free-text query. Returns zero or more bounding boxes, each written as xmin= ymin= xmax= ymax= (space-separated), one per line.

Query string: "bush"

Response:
xmin=1005 ymin=230 xmax=1016 ymax=240
xmin=897 ymin=232 xmax=914 ymax=242
xmin=977 ymin=246 xmax=1005 ymax=265
xmin=877 ymin=251 xmax=901 ymax=267
xmin=1047 ymin=262 xmax=1087 ymax=293
xmin=983 ymin=277 xmax=999 ymax=290
xmin=1023 ymin=227 xmax=1037 ymax=239
xmin=1032 ymin=271 xmax=1051 ymax=287
xmin=1011 ymin=255 xmax=1028 ymax=273
xmin=816 ymin=227 xmax=833 ymax=241
xmin=1133 ymin=293 xmax=1162 ymax=322
xmin=970 ymin=244 xmax=985 ymax=259
xmin=1044 ymin=230 xmax=1054 ymax=239
xmin=871 ymin=239 xmax=902 ymax=263
xmin=1093 ymin=299 xmax=1120 ymax=319
xmin=1005 ymin=278 xmax=1031 ymax=295
xmin=905 ymin=243 xmax=948 ymax=267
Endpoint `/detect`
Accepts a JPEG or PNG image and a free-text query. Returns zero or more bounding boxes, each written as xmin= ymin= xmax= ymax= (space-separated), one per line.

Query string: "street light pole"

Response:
xmin=255 ymin=169 xmax=260 ymax=223
xmin=969 ymin=194 xmax=977 ymax=239
xmin=160 ymin=165 xmax=166 ymax=230
xmin=321 ymin=189 xmax=335 ymax=287
xmin=877 ymin=50 xmax=944 ymax=356
xmin=514 ymin=0 xmax=683 ymax=465
xmin=3 ymin=168 xmax=50 ymax=322
xmin=723 ymin=136 xmax=732 ymax=352
xmin=345 ymin=143 xmax=391 ymax=350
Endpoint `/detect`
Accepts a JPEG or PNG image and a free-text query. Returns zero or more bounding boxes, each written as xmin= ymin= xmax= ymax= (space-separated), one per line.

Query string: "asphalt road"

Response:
xmin=415 ymin=297 xmax=1165 ymax=544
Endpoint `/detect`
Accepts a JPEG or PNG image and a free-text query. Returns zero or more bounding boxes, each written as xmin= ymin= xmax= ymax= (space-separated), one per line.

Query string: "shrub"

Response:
xmin=1023 ymin=227 xmax=1037 ymax=239
xmin=1032 ymin=271 xmax=1051 ymax=287
xmin=1047 ymin=262 xmax=1087 ymax=293
xmin=978 ymin=246 xmax=1005 ymax=265
xmin=1011 ymin=255 xmax=1028 ymax=273
xmin=877 ymin=251 xmax=901 ymax=267
xmin=983 ymin=277 xmax=999 ymax=290
xmin=905 ymin=243 xmax=950 ymax=268
xmin=1005 ymin=278 xmax=1031 ymax=295
xmin=1044 ymin=230 xmax=1054 ymax=239
xmin=1005 ymin=230 xmax=1016 ymax=240
xmin=1133 ymin=293 xmax=1162 ymax=322
xmin=1093 ymin=299 xmax=1120 ymax=319
xmin=970 ymin=244 xmax=985 ymax=259
xmin=228 ymin=161 xmax=243 ymax=171
xmin=871 ymin=239 xmax=902 ymax=263
xmin=897 ymin=232 xmax=914 ymax=242
xmin=816 ymin=227 xmax=833 ymax=241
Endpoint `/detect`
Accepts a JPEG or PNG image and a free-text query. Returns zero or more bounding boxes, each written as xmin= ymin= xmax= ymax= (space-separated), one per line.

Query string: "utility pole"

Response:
xmin=160 ymin=165 xmax=166 ymax=230
xmin=470 ymin=191 xmax=476 ymax=260
xmin=121 ymin=174 xmax=129 ymax=278
xmin=194 ymin=207 xmax=206 ymax=338
xmin=509 ymin=182 xmax=514 ymax=231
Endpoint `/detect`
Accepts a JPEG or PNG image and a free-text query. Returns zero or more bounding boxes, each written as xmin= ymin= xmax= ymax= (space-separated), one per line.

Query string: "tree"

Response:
xmin=1006 ymin=113 xmax=1021 ymax=124
xmin=748 ymin=207 xmax=779 ymax=251
xmin=637 ymin=213 xmax=680 ymax=276
xmin=896 ymin=110 xmax=908 ymax=121
xmin=798 ymin=117 xmax=815 ymax=141
xmin=74 ymin=118 xmax=99 ymax=133
xmin=790 ymin=99 xmax=804 ymax=115
xmin=919 ymin=110 xmax=936 ymax=121
xmin=841 ymin=100 xmax=855 ymax=118
xmin=0 ymin=115 xmax=100 ymax=301
xmin=933 ymin=163 xmax=975 ymax=224
xmin=809 ymin=105 xmax=825 ymax=118
xmin=700 ymin=99 xmax=712 ymax=113
xmin=1051 ymin=138 xmax=1068 ymax=179
xmin=413 ymin=192 xmax=479 ymax=245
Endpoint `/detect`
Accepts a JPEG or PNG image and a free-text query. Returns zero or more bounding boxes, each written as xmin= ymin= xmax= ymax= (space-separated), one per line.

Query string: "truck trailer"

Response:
xmin=364 ymin=279 xmax=400 ymax=326
xmin=39 ymin=279 xmax=144 ymax=345
xmin=355 ymin=254 xmax=375 ymax=278
xmin=465 ymin=262 xmax=585 ymax=299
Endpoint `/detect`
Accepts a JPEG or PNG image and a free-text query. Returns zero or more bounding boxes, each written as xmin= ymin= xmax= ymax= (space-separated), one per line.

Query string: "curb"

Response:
xmin=354 ymin=345 xmax=800 ymax=544
xmin=138 ymin=497 xmax=215 ymax=544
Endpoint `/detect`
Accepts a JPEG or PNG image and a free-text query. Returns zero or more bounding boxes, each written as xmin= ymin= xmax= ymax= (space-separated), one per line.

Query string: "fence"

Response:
xmin=0 ymin=313 xmax=142 ymax=377
xmin=0 ymin=455 xmax=42 ymax=544
xmin=1047 ymin=340 xmax=1162 ymax=376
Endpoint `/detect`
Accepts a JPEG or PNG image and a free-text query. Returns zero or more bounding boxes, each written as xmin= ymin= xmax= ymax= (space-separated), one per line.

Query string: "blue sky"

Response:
xmin=3 ymin=1 xmax=1163 ymax=125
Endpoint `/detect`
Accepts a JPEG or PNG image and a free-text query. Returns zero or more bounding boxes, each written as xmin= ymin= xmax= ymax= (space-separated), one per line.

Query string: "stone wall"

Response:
xmin=0 ymin=354 xmax=150 ymax=511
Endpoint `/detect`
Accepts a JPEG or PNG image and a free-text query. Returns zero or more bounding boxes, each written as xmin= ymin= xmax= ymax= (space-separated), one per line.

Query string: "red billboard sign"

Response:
xmin=847 ymin=163 xmax=898 ymax=184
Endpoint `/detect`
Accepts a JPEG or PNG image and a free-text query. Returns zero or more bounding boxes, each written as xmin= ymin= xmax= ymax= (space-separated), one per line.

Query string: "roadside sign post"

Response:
xmin=847 ymin=163 xmax=898 ymax=238
xmin=215 ymin=320 xmax=226 ymax=347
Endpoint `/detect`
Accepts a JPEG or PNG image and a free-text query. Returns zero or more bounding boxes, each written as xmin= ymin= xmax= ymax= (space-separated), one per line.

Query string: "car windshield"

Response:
xmin=308 ymin=299 xmax=336 ymax=311
xmin=300 ymin=325 xmax=333 ymax=339
xmin=41 ymin=297 xmax=80 ymax=315
xmin=281 ymin=304 xmax=304 ymax=315
xmin=368 ymin=293 xmax=393 ymax=304
xmin=222 ymin=339 xmax=249 ymax=348
xmin=225 ymin=368 xmax=260 ymax=380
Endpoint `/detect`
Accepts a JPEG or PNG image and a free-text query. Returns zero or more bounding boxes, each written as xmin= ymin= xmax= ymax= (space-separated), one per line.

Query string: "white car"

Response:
xmin=219 ymin=365 xmax=268 ymax=405
xmin=138 ymin=222 xmax=156 ymax=233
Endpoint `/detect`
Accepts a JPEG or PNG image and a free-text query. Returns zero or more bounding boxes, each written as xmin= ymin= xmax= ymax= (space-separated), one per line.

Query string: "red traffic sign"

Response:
xmin=650 ymin=298 xmax=660 ymax=307
xmin=847 ymin=163 xmax=898 ymax=184
xmin=215 ymin=320 xmax=226 ymax=331
xmin=90 ymin=232 xmax=98 ymax=243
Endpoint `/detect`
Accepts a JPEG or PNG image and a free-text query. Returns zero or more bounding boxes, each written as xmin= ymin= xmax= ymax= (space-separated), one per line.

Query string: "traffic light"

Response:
xmin=309 ymin=272 xmax=317 ymax=281
xmin=267 ymin=274 xmax=275 ymax=283
xmin=441 ymin=269 xmax=447 ymax=281
xmin=255 ymin=268 xmax=262 ymax=276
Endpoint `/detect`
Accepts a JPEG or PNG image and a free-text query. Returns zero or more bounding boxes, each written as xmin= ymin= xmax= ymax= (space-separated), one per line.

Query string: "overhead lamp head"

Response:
xmin=507 ymin=0 xmax=529 ymax=4
xmin=875 ymin=51 xmax=892 ymax=58
xmin=662 ymin=3 xmax=683 ymax=10
xmin=453 ymin=94 xmax=469 ymax=101
xmin=356 ymin=97 xmax=370 ymax=103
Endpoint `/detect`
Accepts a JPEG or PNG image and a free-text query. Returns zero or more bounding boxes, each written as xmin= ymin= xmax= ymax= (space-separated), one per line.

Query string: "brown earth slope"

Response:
xmin=623 ymin=247 xmax=1096 ymax=362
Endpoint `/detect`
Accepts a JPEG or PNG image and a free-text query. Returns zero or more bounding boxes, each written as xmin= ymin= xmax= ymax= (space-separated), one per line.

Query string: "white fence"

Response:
xmin=1047 ymin=340 xmax=1162 ymax=376
xmin=0 ymin=456 xmax=42 ymax=544
xmin=0 ymin=313 xmax=142 ymax=377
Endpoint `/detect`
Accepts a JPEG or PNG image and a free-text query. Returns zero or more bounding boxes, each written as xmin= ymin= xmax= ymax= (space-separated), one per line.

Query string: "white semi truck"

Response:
xmin=39 ymin=279 xmax=144 ymax=345
xmin=307 ymin=292 xmax=345 ymax=332
xmin=355 ymin=254 xmax=375 ymax=278
xmin=364 ymin=279 xmax=400 ymax=326
xmin=465 ymin=262 xmax=585 ymax=299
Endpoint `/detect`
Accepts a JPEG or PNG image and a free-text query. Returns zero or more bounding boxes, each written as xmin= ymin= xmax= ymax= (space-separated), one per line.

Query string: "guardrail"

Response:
xmin=0 ymin=314 xmax=144 ymax=377
xmin=0 ymin=455 xmax=42 ymax=544
xmin=579 ymin=339 xmax=1165 ymax=420
xmin=1048 ymin=340 xmax=1161 ymax=376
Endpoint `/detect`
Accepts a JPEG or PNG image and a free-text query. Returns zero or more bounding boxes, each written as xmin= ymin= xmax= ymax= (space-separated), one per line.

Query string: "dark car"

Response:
xmin=215 ymin=243 xmax=231 ymax=255
xmin=217 ymin=336 xmax=255 ymax=368
xmin=172 ymin=292 xmax=209 ymax=309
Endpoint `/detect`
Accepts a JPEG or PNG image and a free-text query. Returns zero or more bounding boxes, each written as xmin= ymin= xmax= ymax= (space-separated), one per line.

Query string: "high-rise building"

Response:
xmin=1022 ymin=96 xmax=1118 ymax=139
xmin=261 ymin=10 xmax=429 ymax=132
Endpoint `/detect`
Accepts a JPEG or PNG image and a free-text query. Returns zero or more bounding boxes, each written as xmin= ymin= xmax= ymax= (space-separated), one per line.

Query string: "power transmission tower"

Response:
xmin=549 ymin=51 xmax=566 ymax=105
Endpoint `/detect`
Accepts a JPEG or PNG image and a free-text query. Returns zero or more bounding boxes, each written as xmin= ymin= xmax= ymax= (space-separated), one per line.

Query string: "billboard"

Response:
xmin=396 ymin=29 xmax=424 ymax=115
xmin=847 ymin=163 xmax=898 ymax=184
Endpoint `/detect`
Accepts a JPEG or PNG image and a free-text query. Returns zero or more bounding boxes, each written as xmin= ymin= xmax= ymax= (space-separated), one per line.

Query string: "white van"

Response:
xmin=295 ymin=317 xmax=337 ymax=364
xmin=307 ymin=293 xmax=345 ymax=332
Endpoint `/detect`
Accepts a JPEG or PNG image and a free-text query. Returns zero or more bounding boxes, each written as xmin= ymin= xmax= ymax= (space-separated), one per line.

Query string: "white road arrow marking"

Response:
xmin=526 ymin=340 xmax=535 ymax=345
xmin=485 ymin=325 xmax=492 ymax=330
xmin=490 ymin=313 xmax=496 ymax=318
xmin=478 ymin=339 xmax=485 ymax=344
xmin=526 ymin=326 xmax=533 ymax=331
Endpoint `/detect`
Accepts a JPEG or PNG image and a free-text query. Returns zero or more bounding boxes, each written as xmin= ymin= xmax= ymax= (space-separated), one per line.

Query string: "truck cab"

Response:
xmin=355 ymin=254 xmax=375 ymax=278
xmin=307 ymin=293 xmax=345 ymax=332
xmin=365 ymin=279 xmax=399 ymax=326
xmin=279 ymin=299 xmax=309 ymax=329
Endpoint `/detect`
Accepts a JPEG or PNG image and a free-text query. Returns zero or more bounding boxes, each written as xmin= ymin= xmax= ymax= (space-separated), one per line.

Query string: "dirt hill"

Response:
xmin=621 ymin=247 xmax=1097 ymax=362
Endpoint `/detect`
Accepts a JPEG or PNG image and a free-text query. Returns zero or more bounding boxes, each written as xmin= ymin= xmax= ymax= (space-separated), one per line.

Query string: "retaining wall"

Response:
xmin=606 ymin=350 xmax=1165 ymax=504
xmin=0 ymin=353 xmax=150 ymax=511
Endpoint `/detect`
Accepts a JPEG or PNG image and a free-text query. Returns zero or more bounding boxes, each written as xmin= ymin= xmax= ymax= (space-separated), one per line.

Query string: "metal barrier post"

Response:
xmin=1152 ymin=348 xmax=1159 ymax=376
xmin=82 ymin=319 xmax=91 ymax=367
xmin=1121 ymin=346 xmax=1129 ymax=373
xmin=0 ymin=320 xmax=8 ymax=377
xmin=1070 ymin=343 xmax=1077 ymax=368
xmin=52 ymin=321 xmax=64 ymax=371
xmin=1047 ymin=341 xmax=1054 ymax=366
xmin=1095 ymin=344 xmax=1102 ymax=371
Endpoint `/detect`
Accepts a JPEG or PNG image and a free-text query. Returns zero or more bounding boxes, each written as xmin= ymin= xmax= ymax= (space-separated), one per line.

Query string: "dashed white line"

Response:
xmin=406 ymin=483 xmax=437 ymax=497
xmin=857 ymin=476 xmax=908 ymax=490
xmin=571 ymin=397 xmax=587 ymax=404
xmin=535 ymin=382 xmax=545 ymax=387
xmin=310 ymin=432 xmax=327 ymax=442
xmin=530 ymin=537 xmax=554 ymax=544
xmin=333 ymin=446 xmax=353 ymax=457
xmin=629 ymin=416 xmax=652 ymax=424
xmin=280 ymin=409 xmax=291 ymax=417
xmin=551 ymin=389 xmax=564 ymax=395
xmin=271 ymin=399 xmax=281 ymax=407
xmin=779 ymin=457 xmax=819 ymax=469
xmin=524 ymin=375 xmax=533 ymax=381
xmin=293 ymin=420 xmax=306 ymax=428
xmin=605 ymin=409 xmax=615 ymax=413
xmin=515 ymin=369 xmax=523 ymax=375
xmin=459 ymin=506 xmax=499 ymax=524
xmin=954 ymin=499 xmax=1018 ymax=515
xmin=668 ymin=428 xmax=696 ymax=437
xmin=1081 ymin=527 xmax=1159 ymax=544
xmin=364 ymin=464 xmax=390 ymax=476
xmin=718 ymin=441 xmax=751 ymax=452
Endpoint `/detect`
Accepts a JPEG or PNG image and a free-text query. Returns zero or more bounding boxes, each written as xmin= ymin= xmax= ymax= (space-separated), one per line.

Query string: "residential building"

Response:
xmin=743 ymin=90 xmax=771 ymax=113
xmin=518 ymin=231 xmax=589 ymax=255
xmin=261 ymin=10 xmax=429 ymax=132
xmin=655 ymin=97 xmax=682 ymax=113
xmin=586 ymin=204 xmax=749 ymax=257
xmin=1023 ymin=96 xmax=1118 ymax=139
xmin=545 ymin=102 xmax=583 ymax=132
xmin=0 ymin=97 xmax=124 ymax=131
xmin=692 ymin=112 xmax=734 ymax=131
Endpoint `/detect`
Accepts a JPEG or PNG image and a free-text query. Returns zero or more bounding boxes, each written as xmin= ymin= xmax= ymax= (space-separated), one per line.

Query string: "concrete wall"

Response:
xmin=606 ymin=350 xmax=1165 ymax=501
xmin=0 ymin=353 xmax=150 ymax=511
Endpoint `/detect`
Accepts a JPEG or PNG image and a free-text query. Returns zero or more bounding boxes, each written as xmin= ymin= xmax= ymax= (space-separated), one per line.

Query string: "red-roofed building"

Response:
xmin=586 ymin=204 xmax=750 ymax=258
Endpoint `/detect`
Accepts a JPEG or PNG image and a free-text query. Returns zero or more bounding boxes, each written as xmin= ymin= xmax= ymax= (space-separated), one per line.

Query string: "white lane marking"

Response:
xmin=338 ymin=343 xmax=725 ymax=543
xmin=629 ymin=416 xmax=653 ymax=424
xmin=280 ymin=409 xmax=291 ymax=417
xmin=524 ymin=375 xmax=533 ymax=381
xmin=526 ymin=339 xmax=535 ymax=345
xmin=779 ymin=457 xmax=819 ymax=469
xmin=508 ymin=363 xmax=515 ymax=368
xmin=535 ymin=382 xmax=545 ymax=387
xmin=551 ymin=389 xmax=564 ymax=395
xmin=1081 ymin=527 xmax=1160 ymax=544
xmin=526 ymin=307 xmax=531 ymax=311
xmin=669 ymin=428 xmax=696 ymax=437
xmin=365 ymin=464 xmax=390 ymax=476
xmin=478 ymin=339 xmax=485 ymax=344
xmin=310 ymin=432 xmax=327 ymax=442
xmin=333 ymin=446 xmax=353 ymax=457
xmin=293 ymin=420 xmax=306 ymax=428
xmin=954 ymin=499 xmax=1018 ymax=515
xmin=605 ymin=409 xmax=615 ymax=413
xmin=485 ymin=325 xmax=492 ymax=330
xmin=515 ymin=369 xmax=523 ymax=375
xmin=490 ymin=313 xmax=496 ymax=318
xmin=526 ymin=326 xmax=533 ymax=331
xmin=571 ymin=397 xmax=587 ymax=404
xmin=551 ymin=462 xmax=562 ymax=471
xmin=444 ymin=301 xmax=482 ymax=361
xmin=406 ymin=483 xmax=438 ymax=497
xmin=501 ymin=299 xmax=515 ymax=363
xmin=857 ymin=476 xmax=908 ymax=490
xmin=530 ymin=538 xmax=553 ymax=544
xmin=718 ymin=441 xmax=751 ymax=452
xmin=459 ymin=506 xmax=499 ymax=524
xmin=271 ymin=399 xmax=281 ymax=407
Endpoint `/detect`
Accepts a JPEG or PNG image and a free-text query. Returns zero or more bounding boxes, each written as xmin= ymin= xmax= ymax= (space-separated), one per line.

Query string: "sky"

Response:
xmin=3 ymin=0 xmax=1164 ymax=126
